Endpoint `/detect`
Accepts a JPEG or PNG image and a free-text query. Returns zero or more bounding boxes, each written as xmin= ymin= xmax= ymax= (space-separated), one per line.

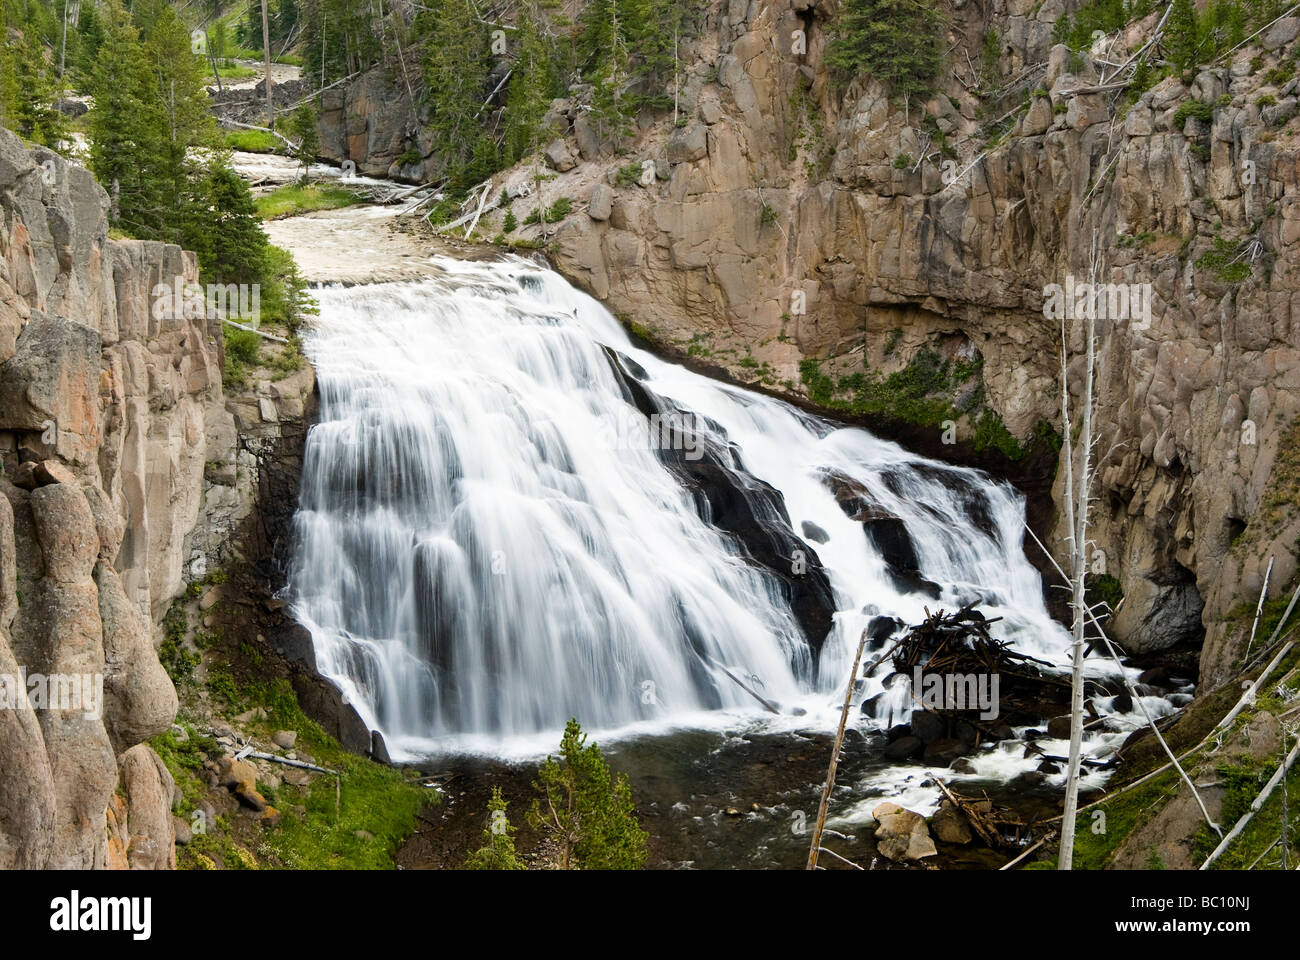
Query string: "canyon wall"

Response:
xmin=0 ymin=128 xmax=239 ymax=868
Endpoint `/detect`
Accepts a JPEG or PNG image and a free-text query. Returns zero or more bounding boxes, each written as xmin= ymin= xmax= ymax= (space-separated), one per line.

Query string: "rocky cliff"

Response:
xmin=0 ymin=128 xmax=242 ymax=868
xmin=381 ymin=0 xmax=1297 ymax=689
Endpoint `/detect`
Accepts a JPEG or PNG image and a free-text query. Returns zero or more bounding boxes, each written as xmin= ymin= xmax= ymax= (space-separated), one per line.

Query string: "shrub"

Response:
xmin=528 ymin=719 xmax=648 ymax=870
xmin=465 ymin=788 xmax=527 ymax=870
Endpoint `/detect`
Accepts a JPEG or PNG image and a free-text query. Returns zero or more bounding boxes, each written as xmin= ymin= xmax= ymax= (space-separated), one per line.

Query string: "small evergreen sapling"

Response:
xmin=528 ymin=718 xmax=648 ymax=869
xmin=464 ymin=787 xmax=526 ymax=870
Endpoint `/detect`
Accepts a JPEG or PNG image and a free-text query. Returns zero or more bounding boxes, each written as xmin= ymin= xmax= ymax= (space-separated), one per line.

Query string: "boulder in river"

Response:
xmin=930 ymin=799 xmax=972 ymax=844
xmin=872 ymin=802 xmax=937 ymax=861
xmin=883 ymin=735 xmax=923 ymax=761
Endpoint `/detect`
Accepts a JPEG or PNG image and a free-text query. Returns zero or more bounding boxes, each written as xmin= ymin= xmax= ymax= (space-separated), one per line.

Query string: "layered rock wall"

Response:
xmin=0 ymin=129 xmax=235 ymax=868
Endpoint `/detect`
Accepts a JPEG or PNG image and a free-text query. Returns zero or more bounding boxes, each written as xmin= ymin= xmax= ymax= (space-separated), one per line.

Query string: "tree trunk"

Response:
xmin=261 ymin=0 xmax=275 ymax=128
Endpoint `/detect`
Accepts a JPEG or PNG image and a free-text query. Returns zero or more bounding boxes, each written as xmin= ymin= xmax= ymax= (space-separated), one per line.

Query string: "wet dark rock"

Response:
xmin=1046 ymin=715 xmax=1072 ymax=739
xmin=923 ymin=738 xmax=967 ymax=763
xmin=885 ymin=723 xmax=912 ymax=743
xmin=911 ymin=710 xmax=945 ymax=743
xmin=602 ymin=350 xmax=838 ymax=659
xmin=955 ymin=720 xmax=979 ymax=747
xmin=1138 ymin=665 xmax=1174 ymax=687
xmin=867 ymin=615 xmax=904 ymax=646
xmin=1112 ymin=690 xmax=1134 ymax=713
xmin=886 ymin=568 xmax=943 ymax=599
xmin=370 ymin=730 xmax=392 ymax=765
xmin=883 ymin=735 xmax=924 ymax=761
xmin=862 ymin=517 xmax=919 ymax=571
xmin=984 ymin=721 xmax=1015 ymax=740
xmin=949 ymin=757 xmax=978 ymax=774
xmin=800 ymin=520 xmax=829 ymax=544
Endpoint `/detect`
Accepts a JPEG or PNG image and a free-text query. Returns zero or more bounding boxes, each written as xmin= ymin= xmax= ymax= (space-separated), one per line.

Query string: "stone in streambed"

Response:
xmin=930 ymin=799 xmax=972 ymax=845
xmin=872 ymin=802 xmax=937 ymax=861
xmin=883 ymin=735 xmax=923 ymax=761
xmin=910 ymin=710 xmax=944 ymax=743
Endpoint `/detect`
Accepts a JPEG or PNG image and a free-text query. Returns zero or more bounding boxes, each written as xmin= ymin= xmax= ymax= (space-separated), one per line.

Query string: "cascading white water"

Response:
xmin=288 ymin=255 xmax=1083 ymax=759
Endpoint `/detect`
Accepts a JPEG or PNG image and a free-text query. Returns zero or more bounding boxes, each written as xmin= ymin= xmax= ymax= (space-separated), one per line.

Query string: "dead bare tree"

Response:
xmin=260 ymin=0 xmax=275 ymax=128
xmin=1056 ymin=238 xmax=1101 ymax=870
xmin=806 ymin=628 xmax=869 ymax=870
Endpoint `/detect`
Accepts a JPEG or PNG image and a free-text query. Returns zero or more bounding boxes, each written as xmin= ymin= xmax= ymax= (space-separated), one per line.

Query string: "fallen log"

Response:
xmin=1201 ymin=735 xmax=1300 ymax=869
xmin=233 ymin=745 xmax=335 ymax=775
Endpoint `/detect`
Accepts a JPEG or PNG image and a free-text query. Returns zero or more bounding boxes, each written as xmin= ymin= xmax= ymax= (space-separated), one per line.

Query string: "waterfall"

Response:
xmin=288 ymin=256 xmax=1074 ymax=758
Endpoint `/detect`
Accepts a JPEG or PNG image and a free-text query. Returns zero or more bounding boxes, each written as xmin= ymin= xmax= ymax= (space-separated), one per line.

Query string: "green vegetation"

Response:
xmin=524 ymin=195 xmax=572 ymax=225
xmin=1052 ymin=0 xmax=1146 ymax=51
xmin=1194 ymin=235 xmax=1253 ymax=284
xmin=286 ymin=104 xmax=320 ymax=179
xmin=527 ymin=718 xmax=648 ymax=869
xmin=155 ymin=575 xmax=429 ymax=871
xmin=826 ymin=0 xmax=945 ymax=101
xmin=1067 ymin=768 xmax=1181 ymax=870
xmin=464 ymin=788 xmax=527 ymax=870
xmin=1086 ymin=572 xmax=1125 ymax=613
xmin=225 ymin=129 xmax=283 ymax=153
xmin=972 ymin=409 xmax=1027 ymax=460
xmin=1193 ymin=747 xmax=1300 ymax=870
xmin=156 ymin=675 xmax=426 ymax=871
xmin=254 ymin=183 xmax=360 ymax=220
xmin=616 ymin=161 xmax=645 ymax=186
xmin=800 ymin=350 xmax=955 ymax=429
xmin=1173 ymin=98 xmax=1213 ymax=126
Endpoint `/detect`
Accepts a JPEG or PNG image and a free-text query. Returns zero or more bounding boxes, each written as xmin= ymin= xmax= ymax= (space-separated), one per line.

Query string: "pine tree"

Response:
xmin=528 ymin=719 xmax=648 ymax=870
xmin=582 ymin=0 xmax=635 ymax=141
xmin=826 ymin=0 xmax=944 ymax=101
xmin=464 ymin=787 xmax=527 ymax=870
xmin=8 ymin=26 xmax=67 ymax=148
xmin=187 ymin=159 xmax=271 ymax=286
xmin=503 ymin=2 xmax=554 ymax=165
xmin=86 ymin=0 xmax=167 ymax=230
xmin=419 ymin=0 xmax=491 ymax=185
xmin=289 ymin=103 xmax=320 ymax=180
xmin=145 ymin=4 xmax=219 ymax=243
xmin=1166 ymin=0 xmax=1200 ymax=74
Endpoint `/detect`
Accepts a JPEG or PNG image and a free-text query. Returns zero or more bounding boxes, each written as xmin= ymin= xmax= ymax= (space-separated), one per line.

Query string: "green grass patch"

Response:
xmin=1070 ymin=767 xmax=1182 ymax=870
xmin=255 ymin=184 xmax=362 ymax=221
xmin=225 ymin=129 xmax=283 ymax=154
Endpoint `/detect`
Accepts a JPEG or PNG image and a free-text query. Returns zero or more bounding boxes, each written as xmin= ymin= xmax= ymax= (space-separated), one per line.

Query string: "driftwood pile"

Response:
xmin=887 ymin=604 xmax=1073 ymax=730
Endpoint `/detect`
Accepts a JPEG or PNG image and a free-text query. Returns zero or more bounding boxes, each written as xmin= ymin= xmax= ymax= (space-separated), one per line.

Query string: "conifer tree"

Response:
xmin=419 ymin=0 xmax=491 ymax=186
xmin=465 ymin=787 xmax=527 ymax=870
xmin=1166 ymin=0 xmax=1200 ymax=74
xmin=826 ymin=0 xmax=944 ymax=102
xmin=528 ymin=719 xmax=648 ymax=870
xmin=504 ymin=2 xmax=555 ymax=165
xmin=86 ymin=0 xmax=167 ymax=229
xmin=289 ymin=103 xmax=320 ymax=180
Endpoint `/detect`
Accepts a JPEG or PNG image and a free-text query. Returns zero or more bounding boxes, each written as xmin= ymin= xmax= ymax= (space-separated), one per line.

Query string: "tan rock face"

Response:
xmin=0 ymin=129 xmax=235 ymax=869
xmin=872 ymin=801 xmax=938 ymax=861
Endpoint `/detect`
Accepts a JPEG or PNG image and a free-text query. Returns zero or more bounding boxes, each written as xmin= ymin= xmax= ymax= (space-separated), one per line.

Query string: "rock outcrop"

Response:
xmin=0 ymin=128 xmax=235 ymax=868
